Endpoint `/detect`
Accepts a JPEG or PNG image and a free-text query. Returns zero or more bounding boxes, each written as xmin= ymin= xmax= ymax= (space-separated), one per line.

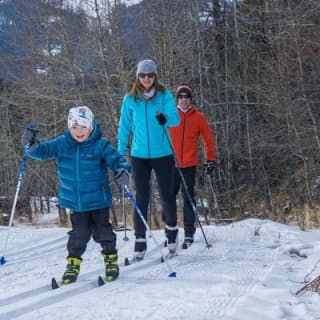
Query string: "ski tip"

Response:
xmin=168 ymin=272 xmax=176 ymax=278
xmin=51 ymin=277 xmax=60 ymax=290
xmin=124 ymin=257 xmax=130 ymax=266
xmin=0 ymin=256 xmax=7 ymax=265
xmin=98 ymin=276 xmax=105 ymax=287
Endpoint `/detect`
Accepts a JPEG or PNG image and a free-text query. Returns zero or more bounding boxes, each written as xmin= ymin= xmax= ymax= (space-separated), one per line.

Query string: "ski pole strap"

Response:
xmin=19 ymin=149 xmax=28 ymax=178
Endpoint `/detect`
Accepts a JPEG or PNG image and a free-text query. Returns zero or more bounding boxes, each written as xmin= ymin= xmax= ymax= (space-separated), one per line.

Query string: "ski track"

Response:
xmin=132 ymin=224 xmax=281 ymax=320
xmin=0 ymin=222 xmax=290 ymax=320
xmin=4 ymin=237 xmax=67 ymax=265
xmin=0 ymin=233 xmax=164 ymax=319
xmin=9 ymin=235 xmax=68 ymax=257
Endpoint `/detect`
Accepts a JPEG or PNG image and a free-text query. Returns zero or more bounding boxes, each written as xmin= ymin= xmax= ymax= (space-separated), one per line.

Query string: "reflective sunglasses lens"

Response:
xmin=178 ymin=94 xmax=191 ymax=99
xmin=139 ymin=73 xmax=155 ymax=79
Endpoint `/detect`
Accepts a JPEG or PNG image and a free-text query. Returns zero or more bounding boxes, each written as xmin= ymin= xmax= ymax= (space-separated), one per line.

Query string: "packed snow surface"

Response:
xmin=1 ymin=218 xmax=320 ymax=319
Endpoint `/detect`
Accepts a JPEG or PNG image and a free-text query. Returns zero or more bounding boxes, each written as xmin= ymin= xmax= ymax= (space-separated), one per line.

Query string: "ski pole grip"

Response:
xmin=23 ymin=122 xmax=37 ymax=153
xmin=28 ymin=122 xmax=36 ymax=130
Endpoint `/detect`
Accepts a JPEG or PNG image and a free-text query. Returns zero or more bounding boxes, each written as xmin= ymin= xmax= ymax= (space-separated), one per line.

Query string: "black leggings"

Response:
xmin=131 ymin=155 xmax=177 ymax=238
xmin=173 ymin=166 xmax=196 ymax=237
xmin=67 ymin=208 xmax=116 ymax=258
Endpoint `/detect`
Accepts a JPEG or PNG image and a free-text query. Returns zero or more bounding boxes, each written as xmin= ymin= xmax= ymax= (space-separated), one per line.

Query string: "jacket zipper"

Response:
xmin=181 ymin=112 xmax=186 ymax=168
xmin=145 ymin=101 xmax=150 ymax=158
xmin=76 ymin=145 xmax=81 ymax=210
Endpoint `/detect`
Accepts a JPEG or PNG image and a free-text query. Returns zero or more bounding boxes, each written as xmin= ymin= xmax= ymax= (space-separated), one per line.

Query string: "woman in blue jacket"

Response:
xmin=21 ymin=106 xmax=130 ymax=284
xmin=118 ymin=59 xmax=180 ymax=260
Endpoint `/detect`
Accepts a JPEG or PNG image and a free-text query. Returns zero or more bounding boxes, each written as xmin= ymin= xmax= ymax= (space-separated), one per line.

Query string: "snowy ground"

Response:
xmin=1 ymin=218 xmax=320 ymax=320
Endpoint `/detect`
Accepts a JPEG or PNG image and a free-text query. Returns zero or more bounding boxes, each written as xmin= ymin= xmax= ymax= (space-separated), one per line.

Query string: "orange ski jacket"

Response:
xmin=169 ymin=106 xmax=216 ymax=168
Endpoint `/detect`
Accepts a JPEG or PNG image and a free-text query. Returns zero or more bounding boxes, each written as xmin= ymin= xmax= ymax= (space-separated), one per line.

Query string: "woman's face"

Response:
xmin=70 ymin=124 xmax=92 ymax=142
xmin=138 ymin=73 xmax=155 ymax=91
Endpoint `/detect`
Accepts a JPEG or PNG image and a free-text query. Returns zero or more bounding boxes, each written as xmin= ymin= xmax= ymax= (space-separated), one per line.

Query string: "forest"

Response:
xmin=0 ymin=0 xmax=319 ymax=229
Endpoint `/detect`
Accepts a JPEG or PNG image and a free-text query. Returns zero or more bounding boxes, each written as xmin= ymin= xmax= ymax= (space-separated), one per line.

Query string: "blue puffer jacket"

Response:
xmin=29 ymin=122 xmax=129 ymax=212
xmin=118 ymin=90 xmax=180 ymax=158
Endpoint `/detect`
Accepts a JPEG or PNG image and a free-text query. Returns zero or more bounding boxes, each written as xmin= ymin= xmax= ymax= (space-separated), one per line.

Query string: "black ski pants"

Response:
xmin=173 ymin=166 xmax=196 ymax=238
xmin=67 ymin=208 xmax=116 ymax=259
xmin=131 ymin=155 xmax=177 ymax=238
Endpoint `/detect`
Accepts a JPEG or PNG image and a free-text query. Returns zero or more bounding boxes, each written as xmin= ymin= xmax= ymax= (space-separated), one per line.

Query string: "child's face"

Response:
xmin=70 ymin=124 xmax=92 ymax=143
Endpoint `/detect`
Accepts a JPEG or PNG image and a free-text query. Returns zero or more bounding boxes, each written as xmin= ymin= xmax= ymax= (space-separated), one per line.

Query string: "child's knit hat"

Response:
xmin=68 ymin=106 xmax=94 ymax=129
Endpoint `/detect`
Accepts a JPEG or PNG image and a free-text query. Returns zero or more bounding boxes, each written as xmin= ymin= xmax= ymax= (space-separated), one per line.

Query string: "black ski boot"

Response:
xmin=103 ymin=252 xmax=119 ymax=282
xmin=62 ymin=257 xmax=82 ymax=285
xmin=134 ymin=236 xmax=147 ymax=261
xmin=165 ymin=225 xmax=179 ymax=254
xmin=182 ymin=237 xmax=194 ymax=249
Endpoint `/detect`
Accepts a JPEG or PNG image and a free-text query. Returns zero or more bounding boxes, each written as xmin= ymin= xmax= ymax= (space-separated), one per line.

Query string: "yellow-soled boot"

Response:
xmin=62 ymin=257 xmax=81 ymax=284
xmin=103 ymin=252 xmax=119 ymax=282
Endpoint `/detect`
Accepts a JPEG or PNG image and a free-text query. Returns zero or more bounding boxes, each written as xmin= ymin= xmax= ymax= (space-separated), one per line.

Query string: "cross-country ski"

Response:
xmin=51 ymin=276 xmax=107 ymax=290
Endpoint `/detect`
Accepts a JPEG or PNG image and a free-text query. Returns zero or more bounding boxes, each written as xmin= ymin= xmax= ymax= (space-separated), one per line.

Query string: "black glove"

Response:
xmin=204 ymin=161 xmax=216 ymax=174
xmin=115 ymin=168 xmax=129 ymax=187
xmin=156 ymin=112 xmax=167 ymax=126
xmin=21 ymin=127 xmax=37 ymax=151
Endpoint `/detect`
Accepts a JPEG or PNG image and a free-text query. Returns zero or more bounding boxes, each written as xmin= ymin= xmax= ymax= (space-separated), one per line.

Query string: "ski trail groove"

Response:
xmin=136 ymin=225 xmax=279 ymax=319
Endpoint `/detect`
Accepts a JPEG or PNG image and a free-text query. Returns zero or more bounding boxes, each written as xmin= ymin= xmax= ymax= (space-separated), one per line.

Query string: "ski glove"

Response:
xmin=115 ymin=168 xmax=130 ymax=187
xmin=118 ymin=156 xmax=131 ymax=173
xmin=155 ymin=112 xmax=167 ymax=126
xmin=204 ymin=161 xmax=216 ymax=174
xmin=21 ymin=127 xmax=37 ymax=151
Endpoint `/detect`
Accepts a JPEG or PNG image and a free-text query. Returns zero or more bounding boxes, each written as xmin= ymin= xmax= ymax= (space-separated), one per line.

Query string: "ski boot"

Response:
xmin=165 ymin=225 xmax=179 ymax=254
xmin=134 ymin=236 xmax=147 ymax=261
xmin=62 ymin=257 xmax=82 ymax=285
xmin=103 ymin=252 xmax=119 ymax=282
xmin=182 ymin=237 xmax=194 ymax=249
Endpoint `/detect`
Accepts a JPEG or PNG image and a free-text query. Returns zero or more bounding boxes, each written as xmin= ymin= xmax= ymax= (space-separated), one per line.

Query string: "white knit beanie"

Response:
xmin=68 ymin=106 xmax=94 ymax=129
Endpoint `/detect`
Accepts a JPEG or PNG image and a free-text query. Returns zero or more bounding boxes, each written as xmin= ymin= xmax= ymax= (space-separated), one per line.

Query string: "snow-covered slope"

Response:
xmin=1 ymin=219 xmax=320 ymax=319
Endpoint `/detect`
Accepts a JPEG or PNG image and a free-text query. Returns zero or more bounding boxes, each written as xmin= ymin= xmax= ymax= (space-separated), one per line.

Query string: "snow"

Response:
xmin=64 ymin=0 xmax=142 ymax=17
xmin=1 ymin=218 xmax=320 ymax=320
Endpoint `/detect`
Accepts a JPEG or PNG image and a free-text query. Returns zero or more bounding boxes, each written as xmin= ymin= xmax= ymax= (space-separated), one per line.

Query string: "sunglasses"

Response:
xmin=138 ymin=73 xmax=155 ymax=79
xmin=178 ymin=94 xmax=191 ymax=99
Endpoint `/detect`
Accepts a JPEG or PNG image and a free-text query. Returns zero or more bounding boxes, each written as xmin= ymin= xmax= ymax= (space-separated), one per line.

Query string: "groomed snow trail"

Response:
xmin=0 ymin=220 xmax=304 ymax=320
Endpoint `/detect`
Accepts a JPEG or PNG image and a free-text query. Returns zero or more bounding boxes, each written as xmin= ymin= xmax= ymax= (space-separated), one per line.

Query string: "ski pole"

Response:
xmin=206 ymin=170 xmax=222 ymax=220
xmin=162 ymin=124 xmax=212 ymax=249
xmin=123 ymin=184 xmax=176 ymax=278
xmin=0 ymin=123 xmax=35 ymax=265
xmin=122 ymin=188 xmax=129 ymax=241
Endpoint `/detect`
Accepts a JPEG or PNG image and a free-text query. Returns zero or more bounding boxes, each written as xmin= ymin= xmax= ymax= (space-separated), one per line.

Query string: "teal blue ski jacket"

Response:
xmin=117 ymin=90 xmax=180 ymax=158
xmin=29 ymin=122 xmax=129 ymax=212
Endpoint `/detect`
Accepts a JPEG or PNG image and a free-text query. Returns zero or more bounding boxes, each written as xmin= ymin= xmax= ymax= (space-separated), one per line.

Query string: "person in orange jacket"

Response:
xmin=170 ymin=84 xmax=216 ymax=249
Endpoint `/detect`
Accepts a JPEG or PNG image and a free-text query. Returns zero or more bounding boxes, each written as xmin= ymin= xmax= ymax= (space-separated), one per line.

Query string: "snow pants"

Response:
xmin=173 ymin=166 xmax=196 ymax=238
xmin=67 ymin=208 xmax=116 ymax=259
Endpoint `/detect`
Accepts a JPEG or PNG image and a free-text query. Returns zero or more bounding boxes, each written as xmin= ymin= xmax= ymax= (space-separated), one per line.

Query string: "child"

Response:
xmin=21 ymin=105 xmax=130 ymax=283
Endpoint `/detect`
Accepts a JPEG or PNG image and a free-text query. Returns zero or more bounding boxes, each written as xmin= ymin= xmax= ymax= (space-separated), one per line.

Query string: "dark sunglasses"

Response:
xmin=178 ymin=94 xmax=191 ymax=99
xmin=138 ymin=73 xmax=155 ymax=79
